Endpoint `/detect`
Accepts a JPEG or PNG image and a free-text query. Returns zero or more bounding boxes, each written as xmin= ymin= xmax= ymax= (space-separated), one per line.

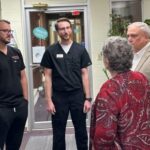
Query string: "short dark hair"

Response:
xmin=55 ymin=17 xmax=72 ymax=31
xmin=0 ymin=19 xmax=10 ymax=24
xmin=102 ymin=36 xmax=133 ymax=72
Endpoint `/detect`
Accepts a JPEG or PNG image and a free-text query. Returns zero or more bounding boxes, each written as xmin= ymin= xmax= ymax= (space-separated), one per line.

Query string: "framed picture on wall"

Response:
xmin=32 ymin=46 xmax=45 ymax=63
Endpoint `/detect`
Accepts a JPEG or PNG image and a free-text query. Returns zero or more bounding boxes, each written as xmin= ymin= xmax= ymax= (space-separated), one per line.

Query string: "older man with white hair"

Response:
xmin=127 ymin=22 xmax=150 ymax=81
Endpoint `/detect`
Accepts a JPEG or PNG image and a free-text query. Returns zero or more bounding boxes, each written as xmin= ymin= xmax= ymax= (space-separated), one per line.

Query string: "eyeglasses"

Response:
xmin=0 ymin=29 xmax=13 ymax=34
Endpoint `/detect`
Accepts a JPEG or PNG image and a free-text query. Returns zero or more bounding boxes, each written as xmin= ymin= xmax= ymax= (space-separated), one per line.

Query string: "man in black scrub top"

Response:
xmin=41 ymin=17 xmax=92 ymax=150
xmin=0 ymin=19 xmax=28 ymax=150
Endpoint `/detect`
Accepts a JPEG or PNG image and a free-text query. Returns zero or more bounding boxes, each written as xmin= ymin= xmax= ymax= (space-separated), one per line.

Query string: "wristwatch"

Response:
xmin=85 ymin=97 xmax=92 ymax=102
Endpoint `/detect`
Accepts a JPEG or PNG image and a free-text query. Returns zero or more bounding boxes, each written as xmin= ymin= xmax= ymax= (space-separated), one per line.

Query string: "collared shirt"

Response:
xmin=131 ymin=42 xmax=150 ymax=71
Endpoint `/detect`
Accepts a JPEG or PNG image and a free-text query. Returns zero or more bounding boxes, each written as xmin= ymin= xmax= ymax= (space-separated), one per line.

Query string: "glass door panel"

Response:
xmin=25 ymin=6 xmax=88 ymax=129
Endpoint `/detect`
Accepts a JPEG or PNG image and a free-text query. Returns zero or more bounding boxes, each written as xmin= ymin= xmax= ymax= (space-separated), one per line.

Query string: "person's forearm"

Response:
xmin=21 ymin=70 xmax=28 ymax=100
xmin=82 ymin=68 xmax=91 ymax=98
xmin=44 ymin=76 xmax=52 ymax=102
xmin=83 ymin=76 xmax=90 ymax=98
xmin=44 ymin=68 xmax=53 ymax=103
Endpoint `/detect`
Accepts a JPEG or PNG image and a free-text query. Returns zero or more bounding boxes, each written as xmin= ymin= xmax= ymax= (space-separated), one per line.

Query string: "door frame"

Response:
xmin=24 ymin=4 xmax=92 ymax=130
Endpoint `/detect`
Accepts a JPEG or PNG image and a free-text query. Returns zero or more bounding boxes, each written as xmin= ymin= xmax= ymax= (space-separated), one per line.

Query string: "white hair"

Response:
xmin=128 ymin=22 xmax=150 ymax=38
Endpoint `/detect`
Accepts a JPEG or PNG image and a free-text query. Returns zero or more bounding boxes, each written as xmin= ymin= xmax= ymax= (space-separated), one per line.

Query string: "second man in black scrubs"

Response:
xmin=41 ymin=17 xmax=92 ymax=150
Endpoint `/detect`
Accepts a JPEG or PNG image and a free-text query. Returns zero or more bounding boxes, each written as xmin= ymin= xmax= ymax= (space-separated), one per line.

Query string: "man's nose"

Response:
xmin=127 ymin=36 xmax=132 ymax=42
xmin=64 ymin=28 xmax=68 ymax=32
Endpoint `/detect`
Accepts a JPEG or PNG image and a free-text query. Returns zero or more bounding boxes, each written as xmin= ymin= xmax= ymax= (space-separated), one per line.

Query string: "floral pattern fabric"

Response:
xmin=90 ymin=71 xmax=150 ymax=150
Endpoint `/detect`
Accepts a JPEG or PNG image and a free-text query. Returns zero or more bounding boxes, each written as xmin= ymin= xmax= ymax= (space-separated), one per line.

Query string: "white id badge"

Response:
xmin=56 ymin=54 xmax=63 ymax=58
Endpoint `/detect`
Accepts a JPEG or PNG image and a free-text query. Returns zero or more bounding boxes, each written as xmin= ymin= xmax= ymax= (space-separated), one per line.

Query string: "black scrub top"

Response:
xmin=41 ymin=42 xmax=92 ymax=92
xmin=0 ymin=46 xmax=25 ymax=107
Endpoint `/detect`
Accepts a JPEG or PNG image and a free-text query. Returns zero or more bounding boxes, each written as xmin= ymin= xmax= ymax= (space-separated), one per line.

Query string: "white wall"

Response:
xmin=1 ymin=0 xmax=24 ymax=55
xmin=142 ymin=0 xmax=150 ymax=21
xmin=88 ymin=0 xmax=110 ymax=98
xmin=24 ymin=0 xmax=87 ymax=5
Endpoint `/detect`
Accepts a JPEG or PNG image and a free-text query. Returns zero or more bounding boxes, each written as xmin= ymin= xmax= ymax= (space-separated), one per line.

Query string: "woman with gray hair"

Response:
xmin=90 ymin=36 xmax=150 ymax=150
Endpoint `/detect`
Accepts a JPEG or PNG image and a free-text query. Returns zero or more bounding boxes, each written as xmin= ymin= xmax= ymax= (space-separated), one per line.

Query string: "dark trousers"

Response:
xmin=52 ymin=90 xmax=88 ymax=150
xmin=0 ymin=100 xmax=28 ymax=150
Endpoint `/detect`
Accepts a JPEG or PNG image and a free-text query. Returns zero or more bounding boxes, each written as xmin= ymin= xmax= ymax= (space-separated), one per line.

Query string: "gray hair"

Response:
xmin=127 ymin=22 xmax=150 ymax=38
xmin=102 ymin=36 xmax=133 ymax=72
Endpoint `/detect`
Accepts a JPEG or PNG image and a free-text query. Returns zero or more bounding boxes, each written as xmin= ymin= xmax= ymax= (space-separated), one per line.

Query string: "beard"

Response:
xmin=0 ymin=37 xmax=10 ymax=45
xmin=60 ymin=33 xmax=72 ymax=41
xmin=4 ymin=40 xmax=10 ymax=44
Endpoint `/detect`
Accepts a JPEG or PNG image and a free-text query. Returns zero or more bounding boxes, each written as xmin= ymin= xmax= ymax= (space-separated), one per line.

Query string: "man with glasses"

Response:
xmin=0 ymin=19 xmax=28 ymax=150
xmin=41 ymin=17 xmax=92 ymax=150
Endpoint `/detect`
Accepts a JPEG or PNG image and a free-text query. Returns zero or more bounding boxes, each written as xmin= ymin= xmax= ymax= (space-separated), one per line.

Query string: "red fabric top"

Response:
xmin=90 ymin=71 xmax=150 ymax=150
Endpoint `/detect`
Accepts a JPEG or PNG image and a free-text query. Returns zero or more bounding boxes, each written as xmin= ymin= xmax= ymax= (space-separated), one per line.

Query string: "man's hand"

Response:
xmin=47 ymin=100 xmax=56 ymax=115
xmin=83 ymin=100 xmax=91 ymax=113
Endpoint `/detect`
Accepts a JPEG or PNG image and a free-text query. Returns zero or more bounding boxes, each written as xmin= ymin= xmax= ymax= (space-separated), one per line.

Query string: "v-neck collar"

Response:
xmin=0 ymin=46 xmax=8 ymax=56
xmin=57 ymin=42 xmax=74 ymax=55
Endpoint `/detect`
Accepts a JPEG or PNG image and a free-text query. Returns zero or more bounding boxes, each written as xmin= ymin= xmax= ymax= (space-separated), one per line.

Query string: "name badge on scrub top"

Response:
xmin=56 ymin=54 xmax=63 ymax=58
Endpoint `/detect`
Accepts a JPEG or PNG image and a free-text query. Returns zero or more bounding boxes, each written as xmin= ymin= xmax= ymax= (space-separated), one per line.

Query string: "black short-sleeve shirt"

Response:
xmin=0 ymin=46 xmax=25 ymax=107
xmin=41 ymin=42 xmax=92 ymax=92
